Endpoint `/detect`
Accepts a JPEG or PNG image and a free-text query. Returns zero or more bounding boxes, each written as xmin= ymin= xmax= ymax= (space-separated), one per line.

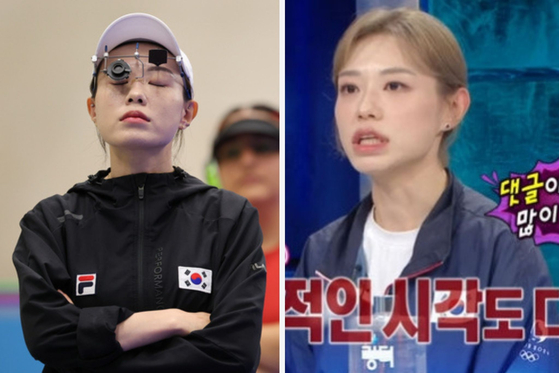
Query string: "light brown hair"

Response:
xmin=333 ymin=8 xmax=468 ymax=165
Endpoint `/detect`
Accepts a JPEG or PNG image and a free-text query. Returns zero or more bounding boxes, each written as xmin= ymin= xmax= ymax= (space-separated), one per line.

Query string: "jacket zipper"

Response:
xmin=384 ymin=261 xmax=444 ymax=295
xmin=137 ymin=184 xmax=145 ymax=310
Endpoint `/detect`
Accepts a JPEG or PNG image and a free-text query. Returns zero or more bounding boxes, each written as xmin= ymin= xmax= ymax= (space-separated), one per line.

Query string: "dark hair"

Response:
xmin=217 ymin=104 xmax=279 ymax=133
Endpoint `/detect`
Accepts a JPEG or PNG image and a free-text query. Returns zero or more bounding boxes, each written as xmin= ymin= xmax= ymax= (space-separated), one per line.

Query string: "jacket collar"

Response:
xmin=85 ymin=166 xmax=188 ymax=186
xmin=316 ymin=172 xmax=462 ymax=280
xmin=69 ymin=167 xmax=211 ymax=207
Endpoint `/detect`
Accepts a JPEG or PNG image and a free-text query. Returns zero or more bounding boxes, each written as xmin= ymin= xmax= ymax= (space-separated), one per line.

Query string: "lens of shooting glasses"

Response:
xmin=107 ymin=59 xmax=131 ymax=81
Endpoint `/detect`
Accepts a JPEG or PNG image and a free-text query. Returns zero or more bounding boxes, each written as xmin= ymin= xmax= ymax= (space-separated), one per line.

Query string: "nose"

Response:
xmin=125 ymin=80 xmax=147 ymax=105
xmin=357 ymin=87 xmax=382 ymax=121
xmin=238 ymin=148 xmax=257 ymax=167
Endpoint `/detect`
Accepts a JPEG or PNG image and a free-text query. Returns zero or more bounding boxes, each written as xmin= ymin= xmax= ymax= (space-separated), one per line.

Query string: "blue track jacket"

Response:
xmin=286 ymin=174 xmax=559 ymax=373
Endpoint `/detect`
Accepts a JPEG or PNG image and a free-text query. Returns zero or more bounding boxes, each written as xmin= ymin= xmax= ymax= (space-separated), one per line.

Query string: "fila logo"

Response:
xmin=76 ymin=274 xmax=97 ymax=296
xmin=178 ymin=266 xmax=212 ymax=294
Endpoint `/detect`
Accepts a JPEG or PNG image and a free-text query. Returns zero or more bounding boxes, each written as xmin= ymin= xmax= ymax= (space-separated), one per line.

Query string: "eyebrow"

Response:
xmin=338 ymin=67 xmax=417 ymax=77
xmin=380 ymin=67 xmax=417 ymax=76
xmin=146 ymin=66 xmax=176 ymax=75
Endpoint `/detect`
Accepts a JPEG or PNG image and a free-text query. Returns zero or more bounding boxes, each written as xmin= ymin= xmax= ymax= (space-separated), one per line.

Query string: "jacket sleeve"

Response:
xmin=285 ymin=236 xmax=318 ymax=373
xmin=472 ymin=231 xmax=559 ymax=373
xmin=13 ymin=202 xmax=134 ymax=371
xmin=97 ymin=201 xmax=266 ymax=373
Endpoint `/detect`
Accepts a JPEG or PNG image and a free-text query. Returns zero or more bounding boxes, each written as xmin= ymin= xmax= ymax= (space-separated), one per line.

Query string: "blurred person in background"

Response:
xmin=211 ymin=104 xmax=280 ymax=373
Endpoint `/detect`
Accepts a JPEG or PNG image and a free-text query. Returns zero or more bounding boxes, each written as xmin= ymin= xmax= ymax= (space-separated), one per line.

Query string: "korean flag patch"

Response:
xmin=430 ymin=285 xmax=479 ymax=323
xmin=178 ymin=266 xmax=212 ymax=294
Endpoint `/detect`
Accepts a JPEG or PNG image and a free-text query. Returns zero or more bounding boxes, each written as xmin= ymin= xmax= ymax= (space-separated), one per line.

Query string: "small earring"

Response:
xmin=445 ymin=123 xmax=451 ymax=130
xmin=90 ymin=103 xmax=95 ymax=107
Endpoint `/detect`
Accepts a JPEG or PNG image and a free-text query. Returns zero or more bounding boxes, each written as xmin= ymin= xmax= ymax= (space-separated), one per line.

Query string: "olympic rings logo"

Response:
xmin=519 ymin=349 xmax=540 ymax=363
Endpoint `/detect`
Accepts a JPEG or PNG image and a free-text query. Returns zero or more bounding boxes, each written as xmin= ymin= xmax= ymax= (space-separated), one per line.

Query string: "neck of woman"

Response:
xmin=370 ymin=159 xmax=448 ymax=232
xmin=107 ymin=146 xmax=174 ymax=178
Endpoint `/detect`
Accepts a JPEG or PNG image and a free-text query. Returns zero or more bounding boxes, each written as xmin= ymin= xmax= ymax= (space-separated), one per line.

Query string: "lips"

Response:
xmin=120 ymin=110 xmax=150 ymax=122
xmin=242 ymin=175 xmax=263 ymax=184
xmin=351 ymin=128 xmax=388 ymax=155
xmin=352 ymin=129 xmax=388 ymax=145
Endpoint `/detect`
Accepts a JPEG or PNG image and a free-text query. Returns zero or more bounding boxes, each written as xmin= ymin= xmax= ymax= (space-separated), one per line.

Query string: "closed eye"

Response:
xmin=148 ymin=71 xmax=174 ymax=87
xmin=149 ymin=82 xmax=168 ymax=87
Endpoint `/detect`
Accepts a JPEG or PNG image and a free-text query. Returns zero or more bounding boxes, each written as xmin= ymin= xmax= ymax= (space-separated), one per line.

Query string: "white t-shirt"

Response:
xmin=363 ymin=209 xmax=419 ymax=296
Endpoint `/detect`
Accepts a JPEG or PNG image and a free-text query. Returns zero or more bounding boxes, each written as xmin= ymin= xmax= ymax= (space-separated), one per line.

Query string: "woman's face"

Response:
xmin=335 ymin=34 xmax=450 ymax=177
xmin=88 ymin=42 xmax=195 ymax=153
xmin=218 ymin=110 xmax=280 ymax=207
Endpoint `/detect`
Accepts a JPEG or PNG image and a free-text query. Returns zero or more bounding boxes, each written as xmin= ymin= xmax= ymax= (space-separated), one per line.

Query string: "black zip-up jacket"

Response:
xmin=13 ymin=168 xmax=266 ymax=372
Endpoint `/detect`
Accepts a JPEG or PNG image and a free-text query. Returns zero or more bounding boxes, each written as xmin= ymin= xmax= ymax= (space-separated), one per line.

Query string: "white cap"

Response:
xmin=92 ymin=13 xmax=193 ymax=91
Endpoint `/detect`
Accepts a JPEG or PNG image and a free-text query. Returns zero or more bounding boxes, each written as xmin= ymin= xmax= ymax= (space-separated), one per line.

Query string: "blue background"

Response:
xmin=0 ymin=306 xmax=44 ymax=372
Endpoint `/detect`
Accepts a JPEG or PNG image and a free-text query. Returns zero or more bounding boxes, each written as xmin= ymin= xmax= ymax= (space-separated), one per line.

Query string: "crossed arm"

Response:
xmin=14 ymin=201 xmax=266 ymax=372
xmin=58 ymin=290 xmax=210 ymax=352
